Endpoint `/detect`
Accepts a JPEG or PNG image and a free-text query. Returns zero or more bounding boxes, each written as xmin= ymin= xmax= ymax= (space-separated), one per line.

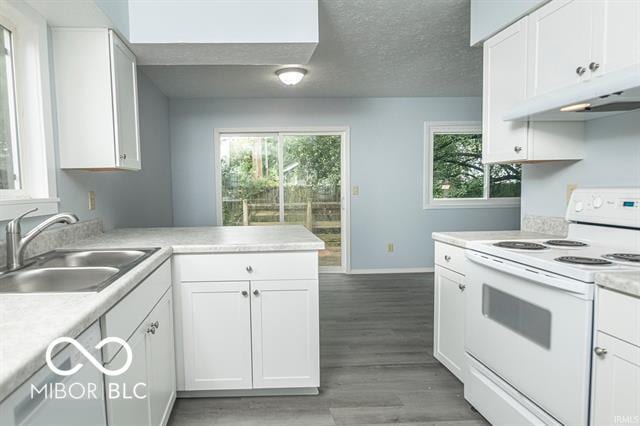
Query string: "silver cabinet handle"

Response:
xmin=588 ymin=62 xmax=600 ymax=72
xmin=241 ymin=290 xmax=248 ymax=297
xmin=253 ymin=289 xmax=260 ymax=296
xmin=594 ymin=347 xmax=608 ymax=357
xmin=458 ymin=283 xmax=466 ymax=291
xmin=152 ymin=321 xmax=159 ymax=329
xmin=444 ymin=255 xmax=451 ymax=262
xmin=119 ymin=153 xmax=127 ymax=160
xmin=146 ymin=326 xmax=156 ymax=334
xmin=576 ymin=66 xmax=586 ymax=76
xmin=246 ymin=266 xmax=253 ymax=273
xmin=514 ymin=146 xmax=522 ymax=153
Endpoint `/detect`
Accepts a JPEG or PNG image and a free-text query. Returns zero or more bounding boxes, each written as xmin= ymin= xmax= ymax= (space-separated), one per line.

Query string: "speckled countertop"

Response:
xmin=0 ymin=225 xmax=324 ymax=402
xmin=596 ymin=271 xmax=640 ymax=298
xmin=432 ymin=230 xmax=560 ymax=248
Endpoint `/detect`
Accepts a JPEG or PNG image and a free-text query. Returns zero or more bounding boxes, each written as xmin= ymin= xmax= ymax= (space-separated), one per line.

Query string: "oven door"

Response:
xmin=465 ymin=251 xmax=593 ymax=425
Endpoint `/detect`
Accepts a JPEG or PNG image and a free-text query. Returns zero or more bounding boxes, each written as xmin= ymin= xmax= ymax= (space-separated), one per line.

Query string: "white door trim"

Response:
xmin=213 ymin=127 xmax=351 ymax=273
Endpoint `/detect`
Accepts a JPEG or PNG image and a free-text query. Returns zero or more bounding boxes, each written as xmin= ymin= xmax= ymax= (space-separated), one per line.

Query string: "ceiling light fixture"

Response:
xmin=560 ymin=102 xmax=591 ymax=112
xmin=276 ymin=67 xmax=307 ymax=86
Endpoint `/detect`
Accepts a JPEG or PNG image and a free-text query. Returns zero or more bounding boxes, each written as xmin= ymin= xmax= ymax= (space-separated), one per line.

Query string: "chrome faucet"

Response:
xmin=5 ymin=208 xmax=79 ymax=271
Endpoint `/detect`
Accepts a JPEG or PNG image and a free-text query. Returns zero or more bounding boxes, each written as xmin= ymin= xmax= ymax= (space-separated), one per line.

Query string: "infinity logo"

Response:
xmin=45 ymin=337 xmax=132 ymax=376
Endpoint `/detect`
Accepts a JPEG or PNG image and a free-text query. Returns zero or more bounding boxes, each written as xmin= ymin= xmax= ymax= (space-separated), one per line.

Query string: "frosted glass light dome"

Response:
xmin=276 ymin=68 xmax=307 ymax=86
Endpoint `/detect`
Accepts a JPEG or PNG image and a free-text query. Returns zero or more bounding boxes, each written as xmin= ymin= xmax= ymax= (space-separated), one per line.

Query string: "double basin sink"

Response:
xmin=0 ymin=248 xmax=158 ymax=293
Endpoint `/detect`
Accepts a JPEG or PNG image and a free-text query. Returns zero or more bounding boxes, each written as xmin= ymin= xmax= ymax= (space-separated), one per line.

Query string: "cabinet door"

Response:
xmin=181 ymin=281 xmax=253 ymax=390
xmin=433 ymin=265 xmax=465 ymax=382
xmin=592 ymin=332 xmax=640 ymax=425
xmin=110 ymin=30 xmax=141 ymax=170
xmin=105 ymin=322 xmax=151 ymax=426
xmin=148 ymin=290 xmax=176 ymax=426
xmin=482 ymin=18 xmax=529 ymax=163
xmin=250 ymin=280 xmax=319 ymax=389
xmin=527 ymin=0 xmax=593 ymax=97
xmin=591 ymin=0 xmax=640 ymax=77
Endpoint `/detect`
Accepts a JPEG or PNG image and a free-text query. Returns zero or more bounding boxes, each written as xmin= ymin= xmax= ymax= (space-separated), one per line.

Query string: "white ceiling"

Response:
xmin=141 ymin=0 xmax=483 ymax=98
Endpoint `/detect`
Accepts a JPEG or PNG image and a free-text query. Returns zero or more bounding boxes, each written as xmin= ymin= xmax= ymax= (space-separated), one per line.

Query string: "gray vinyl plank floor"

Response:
xmin=168 ymin=273 xmax=487 ymax=425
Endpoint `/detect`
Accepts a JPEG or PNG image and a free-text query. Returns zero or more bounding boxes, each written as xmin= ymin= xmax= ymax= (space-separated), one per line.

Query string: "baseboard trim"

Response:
xmin=348 ymin=267 xmax=434 ymax=274
xmin=177 ymin=387 xmax=319 ymax=398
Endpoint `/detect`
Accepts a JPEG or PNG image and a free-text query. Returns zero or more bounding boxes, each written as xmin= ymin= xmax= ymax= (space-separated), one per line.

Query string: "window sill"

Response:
xmin=0 ymin=198 xmax=60 ymax=221
xmin=423 ymin=198 xmax=521 ymax=210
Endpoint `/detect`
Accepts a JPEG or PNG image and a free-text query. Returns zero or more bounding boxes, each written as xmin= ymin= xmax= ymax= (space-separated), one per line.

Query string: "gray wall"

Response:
xmin=2 ymin=70 xmax=174 ymax=232
xmin=169 ymin=97 xmax=521 ymax=270
xmin=470 ymin=0 xmax=546 ymax=45
xmin=56 ymin=71 xmax=174 ymax=230
xmin=521 ymin=110 xmax=640 ymax=218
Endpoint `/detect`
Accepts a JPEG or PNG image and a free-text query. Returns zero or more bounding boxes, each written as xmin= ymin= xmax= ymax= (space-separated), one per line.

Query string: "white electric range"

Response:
xmin=462 ymin=187 xmax=640 ymax=426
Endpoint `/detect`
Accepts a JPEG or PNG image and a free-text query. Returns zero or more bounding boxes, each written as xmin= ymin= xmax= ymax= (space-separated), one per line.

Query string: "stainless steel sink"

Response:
xmin=39 ymin=250 xmax=147 ymax=268
xmin=0 ymin=248 xmax=158 ymax=294
xmin=0 ymin=267 xmax=120 ymax=293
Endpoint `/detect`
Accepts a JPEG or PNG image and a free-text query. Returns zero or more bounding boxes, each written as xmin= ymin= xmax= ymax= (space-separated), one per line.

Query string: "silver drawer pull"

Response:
xmin=458 ymin=283 xmax=466 ymax=291
xmin=444 ymin=255 xmax=451 ymax=262
xmin=152 ymin=321 xmax=159 ymax=329
xmin=246 ymin=266 xmax=253 ymax=273
xmin=241 ymin=290 xmax=248 ymax=297
xmin=146 ymin=326 xmax=156 ymax=335
xmin=253 ymin=289 xmax=260 ymax=296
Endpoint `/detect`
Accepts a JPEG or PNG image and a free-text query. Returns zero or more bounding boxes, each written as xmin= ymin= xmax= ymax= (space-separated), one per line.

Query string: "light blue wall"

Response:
xmin=470 ymin=0 xmax=546 ymax=45
xmin=521 ymin=110 xmax=640 ymax=218
xmin=169 ymin=97 xmax=521 ymax=269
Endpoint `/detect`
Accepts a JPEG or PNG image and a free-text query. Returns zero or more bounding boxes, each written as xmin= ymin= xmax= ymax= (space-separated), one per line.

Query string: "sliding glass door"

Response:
xmin=218 ymin=131 xmax=346 ymax=270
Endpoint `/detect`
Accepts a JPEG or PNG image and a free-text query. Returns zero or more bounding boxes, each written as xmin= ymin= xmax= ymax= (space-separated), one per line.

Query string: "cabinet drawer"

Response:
xmin=434 ymin=242 xmax=466 ymax=274
xmin=102 ymin=260 xmax=171 ymax=363
xmin=597 ymin=286 xmax=640 ymax=347
xmin=174 ymin=251 xmax=318 ymax=282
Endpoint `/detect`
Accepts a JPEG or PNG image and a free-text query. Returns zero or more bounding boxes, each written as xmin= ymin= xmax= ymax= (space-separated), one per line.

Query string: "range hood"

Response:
xmin=503 ymin=66 xmax=640 ymax=122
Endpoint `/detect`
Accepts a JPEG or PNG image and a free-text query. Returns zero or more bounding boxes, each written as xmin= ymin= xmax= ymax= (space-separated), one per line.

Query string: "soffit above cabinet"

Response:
xmin=28 ymin=0 xmax=319 ymax=65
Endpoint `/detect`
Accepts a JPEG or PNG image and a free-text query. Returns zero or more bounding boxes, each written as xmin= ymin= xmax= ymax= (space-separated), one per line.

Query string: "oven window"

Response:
xmin=482 ymin=285 xmax=552 ymax=349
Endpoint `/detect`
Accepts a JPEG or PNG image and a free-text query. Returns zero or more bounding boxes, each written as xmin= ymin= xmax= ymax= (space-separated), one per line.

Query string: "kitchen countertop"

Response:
xmin=596 ymin=271 xmax=640 ymax=298
xmin=0 ymin=225 xmax=324 ymax=402
xmin=432 ymin=230 xmax=560 ymax=248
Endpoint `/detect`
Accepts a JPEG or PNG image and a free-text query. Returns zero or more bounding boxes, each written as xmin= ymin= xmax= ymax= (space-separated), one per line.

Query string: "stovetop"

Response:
xmin=468 ymin=225 xmax=640 ymax=283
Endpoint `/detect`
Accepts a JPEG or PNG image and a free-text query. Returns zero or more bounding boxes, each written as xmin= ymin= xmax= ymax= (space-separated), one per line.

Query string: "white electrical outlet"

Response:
xmin=352 ymin=186 xmax=360 ymax=196
xmin=88 ymin=191 xmax=96 ymax=210
xmin=387 ymin=243 xmax=394 ymax=253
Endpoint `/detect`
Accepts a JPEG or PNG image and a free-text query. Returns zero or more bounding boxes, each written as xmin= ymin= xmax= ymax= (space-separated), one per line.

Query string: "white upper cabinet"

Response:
xmin=527 ymin=0 xmax=593 ymax=97
xmin=482 ymin=18 xmax=530 ymax=163
xmin=52 ymin=28 xmax=141 ymax=170
xmin=482 ymin=17 xmax=584 ymax=164
xmin=527 ymin=0 xmax=640 ymax=97
xmin=591 ymin=0 xmax=640 ymax=77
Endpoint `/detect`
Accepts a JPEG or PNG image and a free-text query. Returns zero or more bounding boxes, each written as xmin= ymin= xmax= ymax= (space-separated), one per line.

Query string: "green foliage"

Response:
xmin=432 ymin=133 xmax=521 ymax=199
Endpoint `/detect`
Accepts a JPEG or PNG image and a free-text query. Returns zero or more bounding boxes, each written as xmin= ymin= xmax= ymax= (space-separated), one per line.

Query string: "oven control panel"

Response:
xmin=566 ymin=187 xmax=640 ymax=228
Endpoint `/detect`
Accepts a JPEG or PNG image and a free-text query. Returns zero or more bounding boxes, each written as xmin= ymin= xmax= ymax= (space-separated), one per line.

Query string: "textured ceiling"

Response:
xmin=141 ymin=0 xmax=482 ymax=98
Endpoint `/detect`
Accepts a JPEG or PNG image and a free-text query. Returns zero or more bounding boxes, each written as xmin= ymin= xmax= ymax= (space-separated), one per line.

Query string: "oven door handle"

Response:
xmin=466 ymin=251 xmax=592 ymax=298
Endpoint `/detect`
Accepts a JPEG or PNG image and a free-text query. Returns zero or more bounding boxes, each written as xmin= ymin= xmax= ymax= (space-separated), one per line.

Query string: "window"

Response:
xmin=215 ymin=128 xmax=349 ymax=271
xmin=424 ymin=122 xmax=521 ymax=208
xmin=0 ymin=3 xmax=58 ymax=220
xmin=0 ymin=24 xmax=20 ymax=191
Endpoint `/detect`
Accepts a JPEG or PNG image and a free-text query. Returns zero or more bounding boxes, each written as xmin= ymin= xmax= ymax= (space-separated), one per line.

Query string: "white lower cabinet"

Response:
xmin=180 ymin=279 xmax=320 ymax=391
xmin=591 ymin=287 xmax=640 ymax=425
xmin=433 ymin=242 xmax=466 ymax=382
xmin=104 ymin=261 xmax=176 ymax=426
xmin=175 ymin=251 xmax=320 ymax=393
xmin=433 ymin=266 xmax=465 ymax=381
xmin=592 ymin=332 xmax=640 ymax=425
xmin=251 ymin=280 xmax=320 ymax=389
xmin=181 ymin=281 xmax=253 ymax=390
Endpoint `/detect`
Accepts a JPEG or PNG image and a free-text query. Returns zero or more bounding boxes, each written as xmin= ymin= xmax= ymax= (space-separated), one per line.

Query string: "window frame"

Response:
xmin=423 ymin=121 xmax=520 ymax=209
xmin=0 ymin=4 xmax=58 ymax=220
